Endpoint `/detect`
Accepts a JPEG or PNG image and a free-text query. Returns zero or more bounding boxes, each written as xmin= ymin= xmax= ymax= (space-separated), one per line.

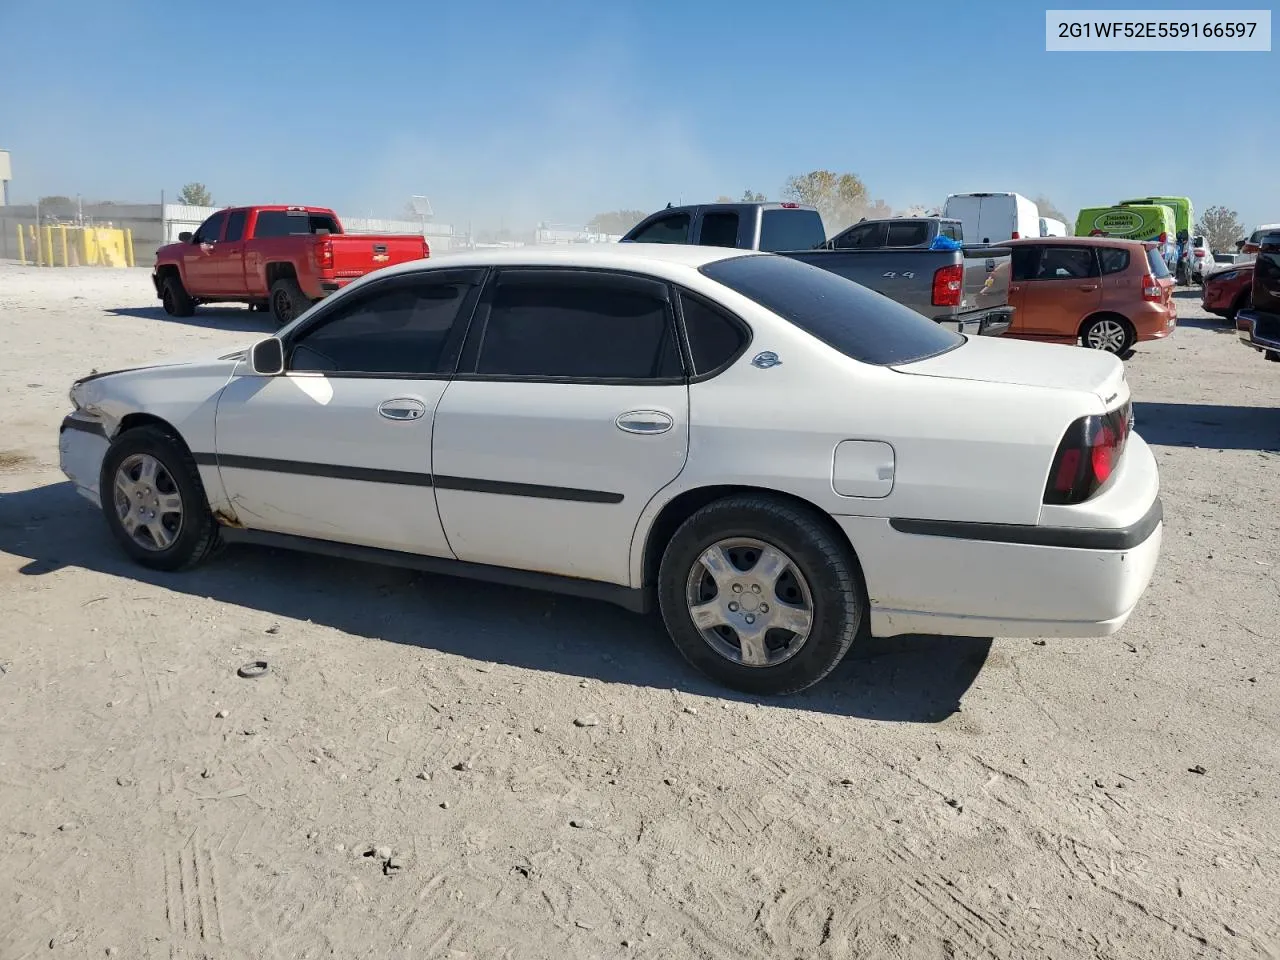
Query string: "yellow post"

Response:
xmin=59 ymin=225 xmax=69 ymax=267
xmin=32 ymin=225 xmax=42 ymax=266
xmin=125 ymin=228 xmax=135 ymax=267
xmin=43 ymin=225 xmax=54 ymax=267
xmin=16 ymin=226 xmax=25 ymax=265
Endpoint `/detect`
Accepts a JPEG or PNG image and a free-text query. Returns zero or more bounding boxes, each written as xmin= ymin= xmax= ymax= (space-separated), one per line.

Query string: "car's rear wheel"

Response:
xmin=1081 ymin=315 xmax=1135 ymax=355
xmin=269 ymin=277 xmax=311 ymax=327
xmin=161 ymin=276 xmax=195 ymax=317
xmin=99 ymin=425 xmax=221 ymax=571
xmin=1226 ymin=293 xmax=1249 ymax=325
xmin=657 ymin=494 xmax=864 ymax=695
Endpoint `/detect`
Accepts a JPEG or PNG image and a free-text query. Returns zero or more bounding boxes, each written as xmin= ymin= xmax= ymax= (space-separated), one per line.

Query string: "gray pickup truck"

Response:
xmin=621 ymin=203 xmax=1012 ymax=336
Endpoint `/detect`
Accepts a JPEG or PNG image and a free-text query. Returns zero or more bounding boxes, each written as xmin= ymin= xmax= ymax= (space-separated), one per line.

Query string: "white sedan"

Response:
xmin=60 ymin=245 xmax=1162 ymax=695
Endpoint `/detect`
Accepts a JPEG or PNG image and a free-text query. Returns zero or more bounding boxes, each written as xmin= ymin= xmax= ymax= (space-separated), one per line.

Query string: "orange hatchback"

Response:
xmin=1004 ymin=237 xmax=1177 ymax=355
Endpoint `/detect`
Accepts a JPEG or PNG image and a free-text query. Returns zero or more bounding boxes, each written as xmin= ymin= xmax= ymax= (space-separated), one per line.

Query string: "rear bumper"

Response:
xmin=940 ymin=306 xmax=1014 ymax=337
xmin=1238 ymin=309 xmax=1280 ymax=352
xmin=839 ymin=501 xmax=1162 ymax=640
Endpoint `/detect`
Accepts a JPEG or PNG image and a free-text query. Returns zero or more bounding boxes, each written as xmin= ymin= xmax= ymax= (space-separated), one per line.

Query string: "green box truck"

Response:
xmin=1076 ymin=204 xmax=1178 ymax=272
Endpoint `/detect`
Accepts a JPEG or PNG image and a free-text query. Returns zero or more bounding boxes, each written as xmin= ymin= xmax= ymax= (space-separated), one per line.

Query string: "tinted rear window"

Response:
xmin=255 ymin=210 xmax=341 ymax=237
xmin=701 ymin=255 xmax=963 ymax=366
xmin=1145 ymin=246 xmax=1171 ymax=278
xmin=885 ymin=220 xmax=931 ymax=247
xmin=759 ymin=209 xmax=826 ymax=252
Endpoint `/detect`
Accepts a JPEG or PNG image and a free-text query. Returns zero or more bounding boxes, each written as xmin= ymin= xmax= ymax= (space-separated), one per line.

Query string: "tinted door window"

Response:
xmin=831 ymin=222 xmax=886 ymax=249
xmin=698 ymin=212 xmax=740 ymax=248
xmin=289 ymin=278 xmax=475 ymax=375
xmin=1097 ymin=247 xmax=1130 ymax=275
xmin=701 ymin=255 xmax=962 ymax=367
xmin=628 ymin=214 xmax=691 ymax=245
xmin=193 ymin=212 xmax=226 ymax=244
xmin=476 ymin=272 xmax=682 ymax=380
xmin=1035 ymin=246 xmax=1098 ymax=279
xmin=885 ymin=220 xmax=931 ymax=247
xmin=679 ymin=291 xmax=748 ymax=375
xmin=1010 ymin=245 xmax=1041 ymax=281
xmin=223 ymin=210 xmax=246 ymax=243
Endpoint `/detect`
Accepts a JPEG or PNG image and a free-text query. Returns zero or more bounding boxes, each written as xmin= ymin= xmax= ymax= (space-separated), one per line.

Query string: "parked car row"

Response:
xmin=621 ymin=201 xmax=1174 ymax=356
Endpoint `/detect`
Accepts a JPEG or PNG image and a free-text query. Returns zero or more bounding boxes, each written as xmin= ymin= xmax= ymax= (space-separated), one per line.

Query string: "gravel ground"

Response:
xmin=1 ymin=262 xmax=1279 ymax=960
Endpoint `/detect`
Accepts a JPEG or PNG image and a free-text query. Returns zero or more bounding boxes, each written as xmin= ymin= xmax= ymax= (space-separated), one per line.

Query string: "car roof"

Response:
xmin=1006 ymin=236 xmax=1152 ymax=248
xmin=363 ymin=242 xmax=761 ymax=281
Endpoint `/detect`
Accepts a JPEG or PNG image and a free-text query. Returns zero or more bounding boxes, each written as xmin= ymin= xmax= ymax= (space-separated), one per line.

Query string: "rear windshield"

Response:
xmin=759 ymin=209 xmax=827 ymax=252
xmin=701 ymin=254 xmax=963 ymax=366
xmin=1146 ymin=246 xmax=1171 ymax=278
xmin=254 ymin=210 xmax=342 ymax=238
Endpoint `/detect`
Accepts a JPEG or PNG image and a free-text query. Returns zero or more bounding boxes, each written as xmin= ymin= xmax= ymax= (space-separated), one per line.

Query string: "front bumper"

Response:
xmin=59 ymin=414 xmax=110 ymax=508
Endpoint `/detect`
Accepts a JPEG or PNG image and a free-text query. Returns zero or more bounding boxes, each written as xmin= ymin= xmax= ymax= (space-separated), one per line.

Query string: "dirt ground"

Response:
xmin=1 ymin=262 xmax=1279 ymax=960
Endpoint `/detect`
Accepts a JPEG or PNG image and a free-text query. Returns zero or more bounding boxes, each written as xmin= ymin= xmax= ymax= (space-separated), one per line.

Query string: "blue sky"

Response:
xmin=2 ymin=0 xmax=1274 ymax=231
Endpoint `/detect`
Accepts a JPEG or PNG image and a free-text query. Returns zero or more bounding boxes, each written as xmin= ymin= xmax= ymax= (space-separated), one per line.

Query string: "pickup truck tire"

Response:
xmin=1081 ymin=315 xmax=1135 ymax=355
xmin=161 ymin=276 xmax=195 ymax=318
xmin=657 ymin=494 xmax=864 ymax=696
xmin=270 ymin=277 xmax=311 ymax=327
xmin=99 ymin=424 xmax=222 ymax=572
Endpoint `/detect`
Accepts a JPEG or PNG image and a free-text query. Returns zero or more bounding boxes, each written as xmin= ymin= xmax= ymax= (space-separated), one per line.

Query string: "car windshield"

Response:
xmin=1146 ymin=246 xmax=1171 ymax=278
xmin=701 ymin=254 xmax=964 ymax=366
xmin=758 ymin=209 xmax=827 ymax=252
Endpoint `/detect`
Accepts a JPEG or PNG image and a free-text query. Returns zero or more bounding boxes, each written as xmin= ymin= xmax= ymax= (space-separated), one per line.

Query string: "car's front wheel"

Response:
xmin=657 ymin=495 xmax=864 ymax=695
xmin=161 ymin=276 xmax=195 ymax=317
xmin=99 ymin=425 xmax=221 ymax=571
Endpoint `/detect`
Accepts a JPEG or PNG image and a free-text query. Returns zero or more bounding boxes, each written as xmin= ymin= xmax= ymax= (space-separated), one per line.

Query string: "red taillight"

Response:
xmin=1141 ymin=274 xmax=1161 ymax=301
xmin=1159 ymin=232 xmax=1167 ymax=243
xmin=421 ymin=238 xmax=431 ymax=259
xmin=1011 ymin=231 xmax=1020 ymax=240
xmin=1044 ymin=404 xmax=1131 ymax=505
xmin=1194 ymin=249 xmax=1205 ymax=257
xmin=317 ymin=239 xmax=334 ymax=271
xmin=931 ymin=262 xmax=964 ymax=306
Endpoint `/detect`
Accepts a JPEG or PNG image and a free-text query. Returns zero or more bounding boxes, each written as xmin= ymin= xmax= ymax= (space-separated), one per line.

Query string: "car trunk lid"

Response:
xmin=325 ymin=234 xmax=429 ymax=279
xmin=892 ymin=335 xmax=1128 ymax=407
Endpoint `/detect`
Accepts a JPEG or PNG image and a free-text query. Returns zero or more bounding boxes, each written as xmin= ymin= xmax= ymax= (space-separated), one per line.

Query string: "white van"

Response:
xmin=1039 ymin=216 xmax=1067 ymax=237
xmin=942 ymin=192 xmax=1040 ymax=244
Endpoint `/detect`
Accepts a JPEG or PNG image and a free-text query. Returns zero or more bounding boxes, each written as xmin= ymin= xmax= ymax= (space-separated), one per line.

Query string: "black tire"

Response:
xmin=657 ymin=494 xmax=864 ymax=696
xmin=1266 ymin=350 xmax=1280 ymax=363
xmin=269 ymin=276 xmax=311 ymax=327
xmin=98 ymin=425 xmax=221 ymax=571
xmin=1081 ymin=315 xmax=1135 ymax=355
xmin=1226 ymin=294 xmax=1248 ymax=325
xmin=161 ymin=275 xmax=195 ymax=318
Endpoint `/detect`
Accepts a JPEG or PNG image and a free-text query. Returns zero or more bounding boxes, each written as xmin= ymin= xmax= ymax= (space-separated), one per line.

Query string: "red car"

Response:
xmin=1202 ymin=263 xmax=1255 ymax=324
xmin=153 ymin=205 xmax=429 ymax=326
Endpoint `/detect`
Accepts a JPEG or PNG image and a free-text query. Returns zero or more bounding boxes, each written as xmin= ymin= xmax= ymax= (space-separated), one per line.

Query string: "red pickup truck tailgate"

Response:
xmin=328 ymin=234 xmax=428 ymax=279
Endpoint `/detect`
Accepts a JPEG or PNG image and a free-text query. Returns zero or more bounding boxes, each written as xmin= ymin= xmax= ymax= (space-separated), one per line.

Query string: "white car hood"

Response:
xmin=892 ymin=335 xmax=1128 ymax=407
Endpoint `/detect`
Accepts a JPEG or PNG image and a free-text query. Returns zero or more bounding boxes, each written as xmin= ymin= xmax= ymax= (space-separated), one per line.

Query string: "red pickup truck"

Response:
xmin=152 ymin=205 xmax=429 ymax=325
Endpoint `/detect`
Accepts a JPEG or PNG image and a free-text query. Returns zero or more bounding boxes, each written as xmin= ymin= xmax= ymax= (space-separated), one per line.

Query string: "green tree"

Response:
xmin=782 ymin=170 xmax=869 ymax=231
xmin=587 ymin=209 xmax=648 ymax=235
xmin=177 ymin=182 xmax=213 ymax=206
xmin=741 ymin=189 xmax=767 ymax=202
xmin=1196 ymin=205 xmax=1245 ymax=253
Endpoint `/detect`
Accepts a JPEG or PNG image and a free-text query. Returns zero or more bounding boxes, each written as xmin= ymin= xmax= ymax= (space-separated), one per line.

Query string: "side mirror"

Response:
xmin=178 ymin=231 xmax=193 ymax=243
xmin=250 ymin=337 xmax=284 ymax=376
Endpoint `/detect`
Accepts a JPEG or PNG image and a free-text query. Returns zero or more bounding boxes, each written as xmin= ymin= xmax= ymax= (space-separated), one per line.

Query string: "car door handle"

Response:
xmin=1009 ymin=284 xmax=1020 ymax=292
xmin=378 ymin=398 xmax=426 ymax=421
xmin=615 ymin=410 xmax=674 ymax=435
xmin=1077 ymin=284 xmax=1098 ymax=291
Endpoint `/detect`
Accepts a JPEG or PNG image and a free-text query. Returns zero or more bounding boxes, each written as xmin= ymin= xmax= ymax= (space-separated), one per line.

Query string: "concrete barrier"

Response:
xmin=12 ymin=224 xmax=134 ymax=267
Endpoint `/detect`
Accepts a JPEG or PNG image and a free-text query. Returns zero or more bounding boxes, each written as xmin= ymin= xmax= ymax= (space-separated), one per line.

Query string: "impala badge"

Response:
xmin=751 ymin=351 xmax=782 ymax=369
